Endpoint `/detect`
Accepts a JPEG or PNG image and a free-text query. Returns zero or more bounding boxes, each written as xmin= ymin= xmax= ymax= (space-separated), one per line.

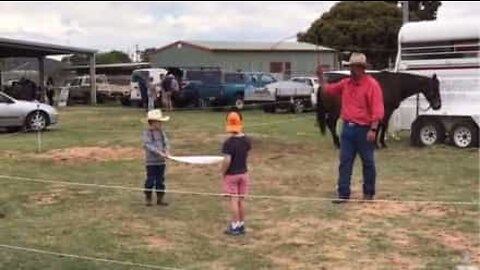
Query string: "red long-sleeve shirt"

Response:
xmin=325 ymin=75 xmax=384 ymax=126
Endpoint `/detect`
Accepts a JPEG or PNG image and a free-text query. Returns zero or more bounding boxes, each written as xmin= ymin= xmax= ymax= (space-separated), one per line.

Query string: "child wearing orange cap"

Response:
xmin=221 ymin=109 xmax=251 ymax=236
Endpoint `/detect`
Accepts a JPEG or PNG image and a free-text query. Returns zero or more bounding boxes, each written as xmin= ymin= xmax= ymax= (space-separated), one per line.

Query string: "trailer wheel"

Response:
xmin=450 ymin=121 xmax=478 ymax=148
xmin=411 ymin=119 xmax=445 ymax=147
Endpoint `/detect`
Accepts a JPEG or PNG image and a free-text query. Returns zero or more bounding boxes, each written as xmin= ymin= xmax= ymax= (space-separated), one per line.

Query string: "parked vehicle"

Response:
xmin=128 ymin=68 xmax=168 ymax=107
xmin=394 ymin=20 xmax=480 ymax=148
xmin=291 ymin=76 xmax=320 ymax=107
xmin=61 ymin=74 xmax=111 ymax=105
xmin=244 ymin=75 xmax=319 ymax=113
xmin=0 ymin=91 xmax=58 ymax=131
xmin=185 ymin=71 xmax=276 ymax=109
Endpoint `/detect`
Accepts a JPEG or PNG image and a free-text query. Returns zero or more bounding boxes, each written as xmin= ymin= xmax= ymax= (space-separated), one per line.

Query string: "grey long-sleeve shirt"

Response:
xmin=143 ymin=129 xmax=169 ymax=166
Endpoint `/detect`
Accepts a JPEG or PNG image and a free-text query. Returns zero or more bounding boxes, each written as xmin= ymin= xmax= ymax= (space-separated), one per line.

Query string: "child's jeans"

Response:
xmin=144 ymin=165 xmax=166 ymax=192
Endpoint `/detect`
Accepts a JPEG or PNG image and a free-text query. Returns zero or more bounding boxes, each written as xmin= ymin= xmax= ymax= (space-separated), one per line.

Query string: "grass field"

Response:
xmin=0 ymin=106 xmax=478 ymax=269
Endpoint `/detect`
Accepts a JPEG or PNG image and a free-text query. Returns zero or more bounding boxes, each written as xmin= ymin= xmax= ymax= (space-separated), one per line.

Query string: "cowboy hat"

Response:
xmin=146 ymin=109 xmax=170 ymax=122
xmin=345 ymin=52 xmax=368 ymax=67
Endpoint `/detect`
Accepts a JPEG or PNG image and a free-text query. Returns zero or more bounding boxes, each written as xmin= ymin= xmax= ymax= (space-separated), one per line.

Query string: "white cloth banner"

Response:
xmin=167 ymin=155 xmax=224 ymax=165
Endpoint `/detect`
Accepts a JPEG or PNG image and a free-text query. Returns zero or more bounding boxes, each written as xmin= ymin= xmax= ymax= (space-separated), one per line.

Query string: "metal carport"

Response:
xmin=0 ymin=37 xmax=98 ymax=103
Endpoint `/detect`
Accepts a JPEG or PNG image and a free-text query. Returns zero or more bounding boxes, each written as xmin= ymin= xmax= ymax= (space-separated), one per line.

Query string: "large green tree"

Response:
xmin=298 ymin=1 xmax=441 ymax=69
xmin=62 ymin=50 xmax=132 ymax=65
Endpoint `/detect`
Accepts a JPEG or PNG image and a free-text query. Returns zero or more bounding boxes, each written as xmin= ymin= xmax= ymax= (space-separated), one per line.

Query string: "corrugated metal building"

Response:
xmin=150 ymin=41 xmax=338 ymax=78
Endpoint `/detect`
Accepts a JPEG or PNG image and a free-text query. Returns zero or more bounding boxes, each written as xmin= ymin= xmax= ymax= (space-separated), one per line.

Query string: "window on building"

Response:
xmin=270 ymin=62 xmax=283 ymax=73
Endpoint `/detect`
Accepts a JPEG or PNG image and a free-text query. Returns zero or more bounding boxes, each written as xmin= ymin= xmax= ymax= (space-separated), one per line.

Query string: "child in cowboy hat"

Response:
xmin=142 ymin=109 xmax=171 ymax=206
xmin=221 ymin=109 xmax=252 ymax=236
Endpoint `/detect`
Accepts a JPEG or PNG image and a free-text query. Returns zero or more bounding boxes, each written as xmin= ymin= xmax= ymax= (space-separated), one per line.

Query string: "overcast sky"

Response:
xmin=0 ymin=1 xmax=479 ymax=55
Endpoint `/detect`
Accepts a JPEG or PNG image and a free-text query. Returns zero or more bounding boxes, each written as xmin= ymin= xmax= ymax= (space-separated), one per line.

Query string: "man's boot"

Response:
xmin=157 ymin=192 xmax=169 ymax=206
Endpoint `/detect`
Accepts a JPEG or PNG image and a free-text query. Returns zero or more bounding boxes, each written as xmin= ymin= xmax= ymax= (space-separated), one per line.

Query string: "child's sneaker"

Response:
xmin=238 ymin=225 xmax=245 ymax=234
xmin=224 ymin=225 xmax=241 ymax=236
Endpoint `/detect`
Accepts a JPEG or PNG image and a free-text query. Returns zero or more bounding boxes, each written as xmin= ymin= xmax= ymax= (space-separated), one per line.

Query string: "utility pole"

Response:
xmin=135 ymin=44 xmax=140 ymax=62
xmin=402 ymin=1 xmax=409 ymax=24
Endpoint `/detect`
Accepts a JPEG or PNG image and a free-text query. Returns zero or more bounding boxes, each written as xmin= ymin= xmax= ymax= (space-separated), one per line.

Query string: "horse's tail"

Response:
xmin=316 ymin=86 xmax=327 ymax=135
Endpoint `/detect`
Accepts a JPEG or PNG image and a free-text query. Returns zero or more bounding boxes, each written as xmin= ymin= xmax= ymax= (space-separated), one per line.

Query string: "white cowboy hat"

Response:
xmin=345 ymin=52 xmax=368 ymax=67
xmin=146 ymin=109 xmax=170 ymax=122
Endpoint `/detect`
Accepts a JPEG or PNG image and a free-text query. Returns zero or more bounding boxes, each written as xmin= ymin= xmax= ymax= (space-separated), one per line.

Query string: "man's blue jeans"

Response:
xmin=338 ymin=122 xmax=376 ymax=199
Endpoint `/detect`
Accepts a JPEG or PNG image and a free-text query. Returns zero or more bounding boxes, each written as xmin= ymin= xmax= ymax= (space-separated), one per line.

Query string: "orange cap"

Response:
xmin=225 ymin=112 xmax=243 ymax=133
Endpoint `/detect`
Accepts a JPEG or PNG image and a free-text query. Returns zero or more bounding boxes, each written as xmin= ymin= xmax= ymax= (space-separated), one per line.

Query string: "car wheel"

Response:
xmin=26 ymin=111 xmax=48 ymax=131
xmin=262 ymin=104 xmax=275 ymax=113
xmin=234 ymin=95 xmax=245 ymax=110
xmin=120 ymin=98 xmax=131 ymax=106
xmin=197 ymin=98 xmax=208 ymax=108
xmin=291 ymin=100 xmax=305 ymax=114
xmin=451 ymin=121 xmax=478 ymax=148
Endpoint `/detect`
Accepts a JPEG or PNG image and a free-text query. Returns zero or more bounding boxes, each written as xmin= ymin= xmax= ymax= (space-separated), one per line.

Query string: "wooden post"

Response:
xmin=89 ymin=53 xmax=96 ymax=104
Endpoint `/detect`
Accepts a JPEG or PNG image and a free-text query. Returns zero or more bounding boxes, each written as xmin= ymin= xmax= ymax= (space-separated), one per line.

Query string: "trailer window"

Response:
xmin=401 ymin=39 xmax=480 ymax=60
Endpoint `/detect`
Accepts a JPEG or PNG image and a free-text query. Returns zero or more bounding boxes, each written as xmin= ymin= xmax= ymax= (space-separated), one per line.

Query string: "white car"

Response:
xmin=0 ymin=92 xmax=58 ymax=131
xmin=290 ymin=77 xmax=320 ymax=106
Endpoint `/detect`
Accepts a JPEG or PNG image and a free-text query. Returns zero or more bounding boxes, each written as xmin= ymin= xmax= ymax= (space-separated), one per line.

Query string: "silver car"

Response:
xmin=0 ymin=92 xmax=58 ymax=131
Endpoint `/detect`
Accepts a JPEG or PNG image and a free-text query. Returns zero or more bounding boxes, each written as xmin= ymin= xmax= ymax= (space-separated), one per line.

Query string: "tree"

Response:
xmin=385 ymin=1 xmax=442 ymax=21
xmin=298 ymin=1 xmax=402 ymax=69
xmin=96 ymin=50 xmax=132 ymax=64
xmin=61 ymin=50 xmax=132 ymax=65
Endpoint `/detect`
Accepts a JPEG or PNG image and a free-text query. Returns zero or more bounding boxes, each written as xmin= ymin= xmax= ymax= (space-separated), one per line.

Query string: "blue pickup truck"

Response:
xmin=182 ymin=71 xmax=276 ymax=109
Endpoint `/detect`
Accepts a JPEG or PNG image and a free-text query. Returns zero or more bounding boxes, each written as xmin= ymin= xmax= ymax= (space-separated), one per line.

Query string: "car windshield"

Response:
xmin=0 ymin=92 xmax=13 ymax=103
xmin=225 ymin=73 xmax=245 ymax=84
xmin=70 ymin=78 xmax=82 ymax=86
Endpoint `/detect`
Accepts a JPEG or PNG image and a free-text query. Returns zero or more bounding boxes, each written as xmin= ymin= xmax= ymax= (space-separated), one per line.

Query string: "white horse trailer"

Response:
xmin=393 ymin=20 xmax=480 ymax=148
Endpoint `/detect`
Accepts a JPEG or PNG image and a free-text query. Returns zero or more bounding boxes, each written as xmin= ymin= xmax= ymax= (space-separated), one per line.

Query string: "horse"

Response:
xmin=316 ymin=71 xmax=441 ymax=148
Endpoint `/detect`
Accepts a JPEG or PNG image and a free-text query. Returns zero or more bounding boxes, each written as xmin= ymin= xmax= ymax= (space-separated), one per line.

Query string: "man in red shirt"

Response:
xmin=316 ymin=53 xmax=384 ymax=203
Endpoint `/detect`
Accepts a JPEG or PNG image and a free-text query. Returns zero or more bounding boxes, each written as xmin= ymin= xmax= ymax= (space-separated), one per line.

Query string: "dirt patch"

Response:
xmin=36 ymin=147 xmax=141 ymax=163
xmin=430 ymin=230 xmax=480 ymax=263
xmin=348 ymin=203 xmax=454 ymax=218
xmin=387 ymin=256 xmax=420 ymax=270
xmin=143 ymin=236 xmax=172 ymax=250
xmin=28 ymin=185 xmax=68 ymax=205
xmin=0 ymin=150 xmax=18 ymax=158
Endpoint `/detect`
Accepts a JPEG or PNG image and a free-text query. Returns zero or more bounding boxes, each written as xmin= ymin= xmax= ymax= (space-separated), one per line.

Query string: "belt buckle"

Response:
xmin=347 ymin=122 xmax=355 ymax=127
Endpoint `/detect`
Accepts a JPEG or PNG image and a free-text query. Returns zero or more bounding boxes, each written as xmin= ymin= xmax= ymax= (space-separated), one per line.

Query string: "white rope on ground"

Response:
xmin=0 ymin=244 xmax=182 ymax=270
xmin=0 ymin=175 xmax=477 ymax=206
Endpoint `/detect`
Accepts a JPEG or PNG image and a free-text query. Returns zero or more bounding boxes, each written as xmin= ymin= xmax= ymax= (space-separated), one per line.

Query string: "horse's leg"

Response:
xmin=380 ymin=111 xmax=394 ymax=148
xmin=327 ymin=114 xmax=340 ymax=148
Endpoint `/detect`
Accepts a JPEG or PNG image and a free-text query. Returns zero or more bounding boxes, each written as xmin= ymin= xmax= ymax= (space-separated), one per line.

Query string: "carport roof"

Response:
xmin=0 ymin=37 xmax=96 ymax=58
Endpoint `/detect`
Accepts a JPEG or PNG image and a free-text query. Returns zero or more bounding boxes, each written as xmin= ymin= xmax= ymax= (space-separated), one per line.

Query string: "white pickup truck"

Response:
xmin=244 ymin=76 xmax=319 ymax=113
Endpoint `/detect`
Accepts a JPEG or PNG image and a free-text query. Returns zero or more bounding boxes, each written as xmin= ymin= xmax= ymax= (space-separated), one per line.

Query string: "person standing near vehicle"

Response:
xmin=46 ymin=77 xmax=55 ymax=106
xmin=135 ymin=74 xmax=149 ymax=111
xmin=147 ymin=77 xmax=157 ymax=111
xmin=161 ymin=74 xmax=178 ymax=111
xmin=316 ymin=53 xmax=384 ymax=203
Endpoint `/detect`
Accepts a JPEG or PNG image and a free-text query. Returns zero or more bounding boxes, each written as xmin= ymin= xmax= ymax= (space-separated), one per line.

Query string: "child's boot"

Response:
xmin=157 ymin=192 xmax=169 ymax=206
xmin=145 ymin=191 xmax=153 ymax=206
